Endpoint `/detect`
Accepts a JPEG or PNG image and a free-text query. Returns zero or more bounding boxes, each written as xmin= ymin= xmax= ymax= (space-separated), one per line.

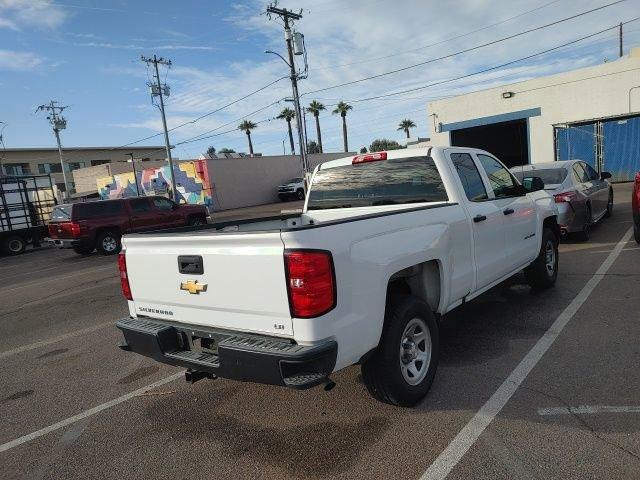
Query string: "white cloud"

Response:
xmin=0 ymin=15 xmax=17 ymax=30
xmin=0 ymin=0 xmax=67 ymax=30
xmin=68 ymin=41 xmax=217 ymax=51
xmin=0 ymin=49 xmax=42 ymax=70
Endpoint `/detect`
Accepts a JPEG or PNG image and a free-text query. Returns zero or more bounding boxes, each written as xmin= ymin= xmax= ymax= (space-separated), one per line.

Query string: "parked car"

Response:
xmin=277 ymin=177 xmax=305 ymax=201
xmin=116 ymin=147 xmax=559 ymax=407
xmin=46 ymin=196 xmax=208 ymax=255
xmin=511 ymin=160 xmax=612 ymax=240
xmin=633 ymin=171 xmax=640 ymax=244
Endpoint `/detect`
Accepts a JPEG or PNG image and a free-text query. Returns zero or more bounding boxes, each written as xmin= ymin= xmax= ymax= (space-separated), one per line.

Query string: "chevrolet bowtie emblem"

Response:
xmin=180 ymin=280 xmax=207 ymax=294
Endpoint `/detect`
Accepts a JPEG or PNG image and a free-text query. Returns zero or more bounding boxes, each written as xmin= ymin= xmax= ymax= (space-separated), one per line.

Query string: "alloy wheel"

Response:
xmin=399 ymin=317 xmax=432 ymax=386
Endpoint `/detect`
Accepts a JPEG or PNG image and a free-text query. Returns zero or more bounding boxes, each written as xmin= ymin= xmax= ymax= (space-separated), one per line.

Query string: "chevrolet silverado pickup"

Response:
xmin=116 ymin=147 xmax=559 ymax=406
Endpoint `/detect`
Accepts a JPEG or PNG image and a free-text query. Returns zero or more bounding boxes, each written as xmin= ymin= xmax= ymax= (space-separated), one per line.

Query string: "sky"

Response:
xmin=0 ymin=0 xmax=639 ymax=159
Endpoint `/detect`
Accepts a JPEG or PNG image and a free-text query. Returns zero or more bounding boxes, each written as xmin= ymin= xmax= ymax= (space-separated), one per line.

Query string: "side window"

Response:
xmin=451 ymin=152 xmax=488 ymax=201
xmin=583 ymin=163 xmax=599 ymax=181
xmin=573 ymin=163 xmax=588 ymax=183
xmin=477 ymin=154 xmax=520 ymax=198
xmin=152 ymin=197 xmax=174 ymax=211
xmin=129 ymin=198 xmax=151 ymax=213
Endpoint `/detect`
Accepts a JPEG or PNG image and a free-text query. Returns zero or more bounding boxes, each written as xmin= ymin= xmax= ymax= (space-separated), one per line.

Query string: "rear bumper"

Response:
xmin=116 ymin=316 xmax=338 ymax=389
xmin=45 ymin=237 xmax=77 ymax=249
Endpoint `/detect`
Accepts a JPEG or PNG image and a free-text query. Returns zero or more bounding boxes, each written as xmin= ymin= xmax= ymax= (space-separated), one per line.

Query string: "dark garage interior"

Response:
xmin=450 ymin=118 xmax=529 ymax=168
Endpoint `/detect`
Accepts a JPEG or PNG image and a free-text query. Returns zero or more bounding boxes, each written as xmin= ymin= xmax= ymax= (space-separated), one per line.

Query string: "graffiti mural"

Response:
xmin=97 ymin=160 xmax=213 ymax=210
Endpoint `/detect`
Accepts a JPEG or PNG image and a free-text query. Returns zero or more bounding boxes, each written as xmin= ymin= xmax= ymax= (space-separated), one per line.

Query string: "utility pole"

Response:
xmin=36 ymin=101 xmax=70 ymax=197
xmin=266 ymin=3 xmax=308 ymax=179
xmin=0 ymin=122 xmax=6 ymax=176
xmin=127 ymin=152 xmax=140 ymax=196
xmin=141 ymin=55 xmax=177 ymax=201
xmin=619 ymin=22 xmax=623 ymax=58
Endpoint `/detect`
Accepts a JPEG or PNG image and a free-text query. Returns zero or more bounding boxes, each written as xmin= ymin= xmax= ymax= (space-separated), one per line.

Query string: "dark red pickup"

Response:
xmin=46 ymin=196 xmax=208 ymax=255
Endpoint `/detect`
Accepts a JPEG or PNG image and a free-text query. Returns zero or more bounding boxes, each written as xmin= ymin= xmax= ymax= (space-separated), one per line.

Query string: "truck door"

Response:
xmin=475 ymin=153 xmax=538 ymax=271
xmin=448 ymin=151 xmax=508 ymax=291
xmin=127 ymin=198 xmax=158 ymax=231
xmin=150 ymin=196 xmax=182 ymax=228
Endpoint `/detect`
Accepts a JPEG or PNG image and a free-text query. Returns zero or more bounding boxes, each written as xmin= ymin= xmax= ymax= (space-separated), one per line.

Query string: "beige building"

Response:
xmin=0 ymin=146 xmax=166 ymax=193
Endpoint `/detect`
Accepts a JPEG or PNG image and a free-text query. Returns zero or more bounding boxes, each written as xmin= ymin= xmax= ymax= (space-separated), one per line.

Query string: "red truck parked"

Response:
xmin=46 ymin=196 xmax=208 ymax=255
xmin=633 ymin=172 xmax=640 ymax=244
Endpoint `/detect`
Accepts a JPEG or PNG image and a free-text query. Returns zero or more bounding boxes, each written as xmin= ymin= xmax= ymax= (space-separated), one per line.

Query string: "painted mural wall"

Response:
xmin=97 ymin=160 xmax=213 ymax=210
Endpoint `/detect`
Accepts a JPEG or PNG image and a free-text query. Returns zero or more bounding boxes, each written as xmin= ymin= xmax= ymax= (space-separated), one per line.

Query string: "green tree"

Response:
xmin=307 ymin=140 xmax=321 ymax=154
xmin=219 ymin=148 xmax=235 ymax=154
xmin=306 ymin=100 xmax=326 ymax=153
xmin=359 ymin=146 xmax=368 ymax=154
xmin=238 ymin=120 xmax=257 ymax=156
xmin=397 ymin=119 xmax=416 ymax=138
xmin=332 ymin=101 xmax=353 ymax=152
xmin=370 ymin=138 xmax=403 ymax=152
xmin=276 ymin=107 xmax=296 ymax=155
xmin=206 ymin=146 xmax=216 ymax=158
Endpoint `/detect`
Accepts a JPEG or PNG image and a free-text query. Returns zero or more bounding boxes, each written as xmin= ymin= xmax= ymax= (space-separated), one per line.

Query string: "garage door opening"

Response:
xmin=450 ymin=118 xmax=529 ymax=168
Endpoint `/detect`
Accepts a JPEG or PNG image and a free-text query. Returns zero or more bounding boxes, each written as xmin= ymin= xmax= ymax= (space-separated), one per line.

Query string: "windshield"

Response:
xmin=307 ymin=156 xmax=448 ymax=210
xmin=287 ymin=178 xmax=303 ymax=184
xmin=50 ymin=205 xmax=72 ymax=221
xmin=512 ymin=167 xmax=568 ymax=185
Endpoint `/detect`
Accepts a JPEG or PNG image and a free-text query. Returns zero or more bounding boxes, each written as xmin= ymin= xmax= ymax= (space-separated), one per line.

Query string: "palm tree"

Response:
xmin=276 ymin=107 xmax=296 ymax=155
xmin=397 ymin=119 xmax=416 ymax=138
xmin=332 ymin=101 xmax=353 ymax=152
xmin=238 ymin=120 xmax=257 ymax=156
xmin=306 ymin=100 xmax=325 ymax=153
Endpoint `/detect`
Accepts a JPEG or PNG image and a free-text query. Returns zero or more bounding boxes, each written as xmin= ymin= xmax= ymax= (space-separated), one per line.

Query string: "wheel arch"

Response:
xmin=385 ymin=259 xmax=442 ymax=313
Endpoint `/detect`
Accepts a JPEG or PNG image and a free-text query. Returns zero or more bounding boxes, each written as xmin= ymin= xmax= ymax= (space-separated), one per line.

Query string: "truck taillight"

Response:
xmin=352 ymin=152 xmax=387 ymax=164
xmin=70 ymin=222 xmax=81 ymax=238
xmin=554 ymin=191 xmax=577 ymax=203
xmin=118 ymin=252 xmax=133 ymax=301
xmin=284 ymin=250 xmax=335 ymax=318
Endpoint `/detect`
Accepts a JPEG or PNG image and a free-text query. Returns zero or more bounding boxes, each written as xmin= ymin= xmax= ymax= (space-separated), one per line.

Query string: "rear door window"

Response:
xmin=129 ymin=198 xmax=152 ymax=213
xmin=451 ymin=152 xmax=488 ymax=201
xmin=307 ymin=156 xmax=448 ymax=210
xmin=152 ymin=197 xmax=175 ymax=211
xmin=76 ymin=201 xmax=124 ymax=219
xmin=573 ymin=163 xmax=589 ymax=183
xmin=477 ymin=154 xmax=521 ymax=198
xmin=583 ymin=163 xmax=599 ymax=181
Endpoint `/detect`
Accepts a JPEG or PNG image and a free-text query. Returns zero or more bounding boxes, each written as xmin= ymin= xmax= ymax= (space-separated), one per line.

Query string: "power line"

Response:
xmin=335 ymin=18 xmax=640 ymax=105
xmin=302 ymin=0 xmax=628 ymax=97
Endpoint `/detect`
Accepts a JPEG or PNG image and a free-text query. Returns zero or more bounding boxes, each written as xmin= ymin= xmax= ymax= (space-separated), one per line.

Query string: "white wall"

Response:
xmin=428 ymin=49 xmax=640 ymax=163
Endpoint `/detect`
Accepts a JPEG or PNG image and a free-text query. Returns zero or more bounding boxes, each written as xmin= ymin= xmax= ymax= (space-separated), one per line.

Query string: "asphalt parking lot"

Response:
xmin=1 ymin=183 xmax=638 ymax=480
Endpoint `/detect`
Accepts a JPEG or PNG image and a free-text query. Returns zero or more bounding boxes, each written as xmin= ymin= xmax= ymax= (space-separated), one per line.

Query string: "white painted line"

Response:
xmin=420 ymin=227 xmax=633 ymax=480
xmin=538 ymin=405 xmax=640 ymax=416
xmin=589 ymin=247 xmax=640 ymax=254
xmin=0 ymin=265 xmax=115 ymax=294
xmin=0 ymin=322 xmax=114 ymax=360
xmin=0 ymin=372 xmax=183 ymax=453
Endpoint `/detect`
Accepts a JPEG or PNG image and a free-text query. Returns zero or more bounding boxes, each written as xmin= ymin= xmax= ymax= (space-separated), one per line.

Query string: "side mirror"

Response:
xmin=600 ymin=171 xmax=612 ymax=180
xmin=522 ymin=176 xmax=545 ymax=192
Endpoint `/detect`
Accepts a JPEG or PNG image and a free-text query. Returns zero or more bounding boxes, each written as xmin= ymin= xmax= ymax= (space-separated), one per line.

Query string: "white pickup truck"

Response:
xmin=116 ymin=147 xmax=559 ymax=406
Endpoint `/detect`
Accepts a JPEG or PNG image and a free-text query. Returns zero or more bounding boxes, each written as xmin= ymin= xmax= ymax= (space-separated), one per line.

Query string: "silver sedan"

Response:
xmin=511 ymin=160 xmax=613 ymax=240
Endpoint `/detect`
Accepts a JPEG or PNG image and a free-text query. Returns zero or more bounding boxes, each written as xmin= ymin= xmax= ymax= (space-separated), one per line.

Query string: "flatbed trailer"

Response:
xmin=0 ymin=174 xmax=57 ymax=255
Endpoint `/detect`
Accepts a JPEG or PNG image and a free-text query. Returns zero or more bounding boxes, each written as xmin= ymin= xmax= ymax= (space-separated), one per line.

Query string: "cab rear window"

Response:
xmin=307 ymin=156 xmax=448 ymax=210
xmin=76 ymin=201 xmax=124 ymax=219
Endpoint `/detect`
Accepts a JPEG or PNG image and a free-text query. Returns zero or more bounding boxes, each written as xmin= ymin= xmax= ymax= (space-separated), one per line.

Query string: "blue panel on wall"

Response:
xmin=602 ymin=116 xmax=640 ymax=182
xmin=555 ymin=123 xmax=597 ymax=170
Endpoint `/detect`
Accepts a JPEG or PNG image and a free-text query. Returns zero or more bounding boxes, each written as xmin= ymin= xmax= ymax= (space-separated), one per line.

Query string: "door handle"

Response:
xmin=473 ymin=214 xmax=487 ymax=223
xmin=503 ymin=208 xmax=515 ymax=215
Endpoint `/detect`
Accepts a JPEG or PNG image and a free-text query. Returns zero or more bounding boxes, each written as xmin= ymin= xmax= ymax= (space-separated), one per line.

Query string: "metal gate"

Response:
xmin=602 ymin=116 xmax=640 ymax=182
xmin=554 ymin=123 xmax=597 ymax=170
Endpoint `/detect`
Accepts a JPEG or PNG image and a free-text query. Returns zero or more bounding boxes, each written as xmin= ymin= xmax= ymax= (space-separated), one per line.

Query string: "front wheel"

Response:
xmin=361 ymin=295 xmax=439 ymax=407
xmin=187 ymin=216 xmax=206 ymax=227
xmin=96 ymin=231 xmax=121 ymax=255
xmin=604 ymin=189 xmax=613 ymax=218
xmin=296 ymin=189 xmax=305 ymax=200
xmin=574 ymin=204 xmax=592 ymax=242
xmin=525 ymin=227 xmax=558 ymax=290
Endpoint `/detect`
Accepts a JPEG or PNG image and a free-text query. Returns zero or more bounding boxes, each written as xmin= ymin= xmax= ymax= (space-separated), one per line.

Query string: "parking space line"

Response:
xmin=420 ymin=227 xmax=633 ymax=480
xmin=0 ymin=322 xmax=114 ymax=360
xmin=0 ymin=372 xmax=183 ymax=453
xmin=538 ymin=405 xmax=640 ymax=416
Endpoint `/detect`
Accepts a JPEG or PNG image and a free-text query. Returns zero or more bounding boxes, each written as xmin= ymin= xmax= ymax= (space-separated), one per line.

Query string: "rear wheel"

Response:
xmin=2 ymin=235 xmax=26 ymax=255
xmin=362 ymin=295 xmax=439 ymax=407
xmin=574 ymin=204 xmax=592 ymax=241
xmin=604 ymin=189 xmax=613 ymax=218
xmin=525 ymin=227 xmax=558 ymax=290
xmin=96 ymin=231 xmax=121 ymax=255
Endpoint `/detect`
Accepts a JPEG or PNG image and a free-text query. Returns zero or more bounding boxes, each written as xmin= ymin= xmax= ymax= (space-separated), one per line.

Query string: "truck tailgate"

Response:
xmin=123 ymin=232 xmax=293 ymax=336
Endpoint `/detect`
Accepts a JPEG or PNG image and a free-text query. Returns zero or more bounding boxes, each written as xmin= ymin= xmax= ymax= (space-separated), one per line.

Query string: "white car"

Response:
xmin=116 ymin=147 xmax=559 ymax=406
xmin=277 ymin=177 xmax=305 ymax=201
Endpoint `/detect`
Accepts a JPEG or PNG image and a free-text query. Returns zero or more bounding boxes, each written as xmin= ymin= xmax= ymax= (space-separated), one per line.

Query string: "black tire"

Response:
xmin=574 ymin=204 xmax=592 ymax=241
xmin=296 ymin=189 xmax=305 ymax=200
xmin=73 ymin=244 xmax=94 ymax=255
xmin=361 ymin=295 xmax=439 ymax=407
xmin=187 ymin=216 xmax=206 ymax=227
xmin=525 ymin=227 xmax=559 ymax=290
xmin=96 ymin=231 xmax=121 ymax=255
xmin=2 ymin=235 xmax=26 ymax=255
xmin=604 ymin=189 xmax=613 ymax=218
